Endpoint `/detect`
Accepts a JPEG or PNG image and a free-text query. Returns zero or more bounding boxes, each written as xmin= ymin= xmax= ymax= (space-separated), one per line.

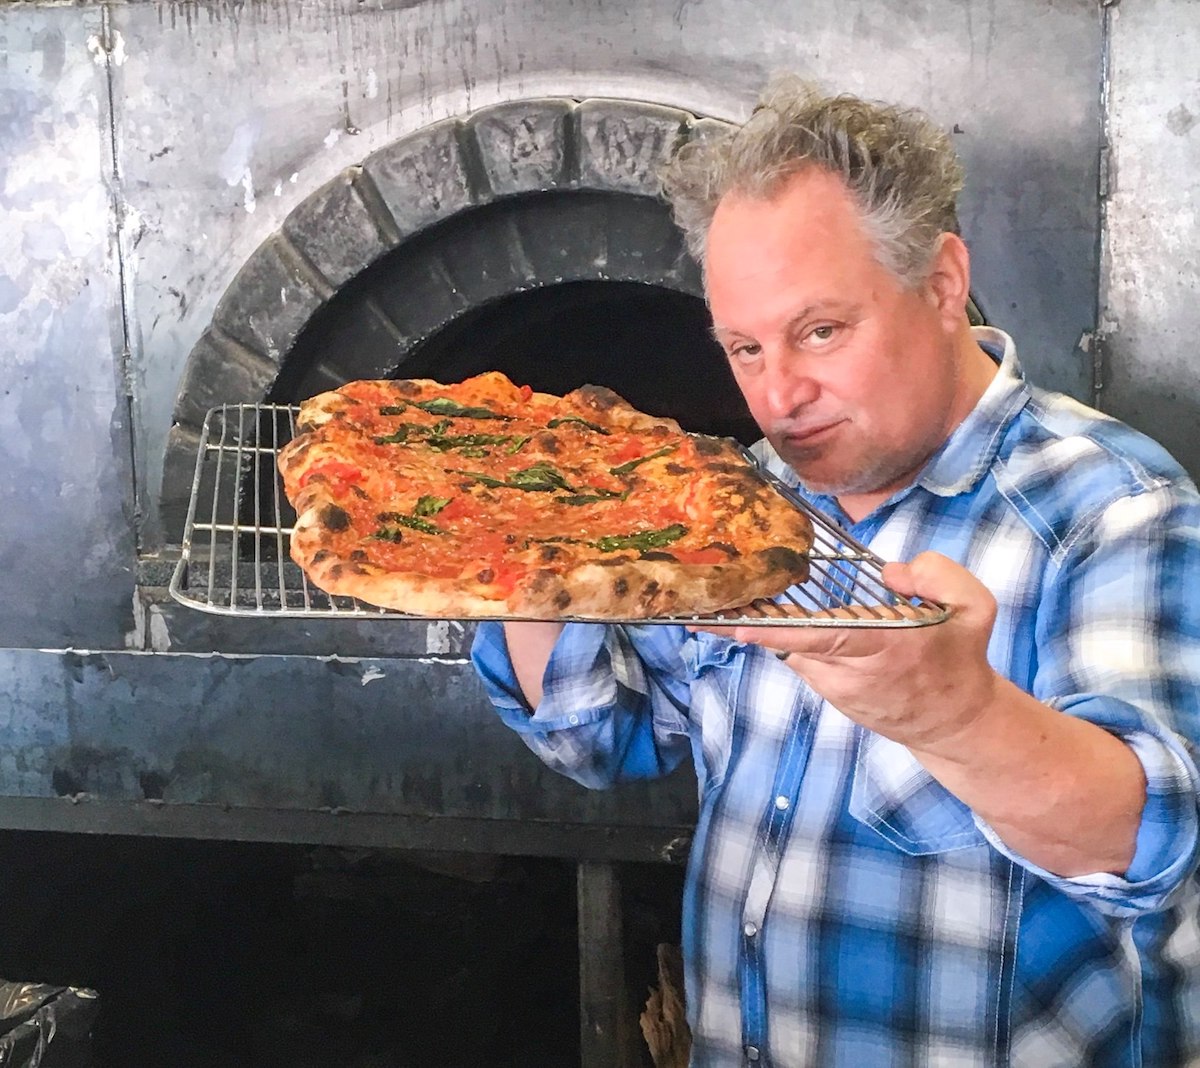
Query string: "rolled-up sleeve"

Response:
xmin=975 ymin=702 xmax=1200 ymax=916
xmin=993 ymin=483 xmax=1200 ymax=915
xmin=471 ymin=621 xmax=693 ymax=789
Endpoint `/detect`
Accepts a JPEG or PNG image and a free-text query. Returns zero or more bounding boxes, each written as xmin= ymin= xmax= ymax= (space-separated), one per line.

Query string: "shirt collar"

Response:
xmin=915 ymin=326 xmax=1030 ymax=498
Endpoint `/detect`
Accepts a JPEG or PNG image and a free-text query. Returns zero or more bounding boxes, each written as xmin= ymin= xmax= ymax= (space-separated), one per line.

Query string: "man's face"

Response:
xmin=705 ymin=168 xmax=970 ymax=511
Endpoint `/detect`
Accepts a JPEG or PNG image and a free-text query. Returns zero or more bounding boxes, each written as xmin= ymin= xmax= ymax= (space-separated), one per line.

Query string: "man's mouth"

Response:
xmin=782 ymin=419 xmax=843 ymax=446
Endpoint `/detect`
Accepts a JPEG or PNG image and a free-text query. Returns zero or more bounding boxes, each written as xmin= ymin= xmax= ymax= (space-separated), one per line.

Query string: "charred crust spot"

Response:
xmin=693 ymin=436 xmax=728 ymax=456
xmin=349 ymin=484 xmax=370 ymax=499
xmin=639 ymin=580 xmax=661 ymax=602
xmin=553 ymin=589 xmax=572 ymax=610
xmin=613 ymin=577 xmax=629 ymax=597
xmin=595 ymin=555 xmax=632 ymax=567
xmin=312 ymin=549 xmax=333 ymax=563
xmin=573 ymin=384 xmax=622 ymax=410
xmin=504 ymin=533 xmax=517 ymax=544
xmin=349 ymin=549 xmax=369 ymax=562
xmin=394 ymin=381 xmax=422 ymax=397
xmin=319 ymin=504 xmax=351 ymax=532
xmin=526 ymin=569 xmax=557 ymax=594
xmin=704 ymin=461 xmax=751 ymax=476
xmin=664 ymin=463 xmax=693 ymax=476
xmin=346 ymin=563 xmax=369 ymax=575
xmin=477 ymin=568 xmax=495 ymax=584
xmin=648 ymin=424 xmax=670 ymax=438
xmin=533 ymin=431 xmax=561 ymax=454
xmin=539 ymin=544 xmax=563 ymax=562
xmin=639 ymin=550 xmax=678 ymax=562
xmin=704 ymin=541 xmax=740 ymax=557
xmin=328 ymin=563 xmax=345 ymax=579
xmin=758 ymin=546 xmax=809 ymax=573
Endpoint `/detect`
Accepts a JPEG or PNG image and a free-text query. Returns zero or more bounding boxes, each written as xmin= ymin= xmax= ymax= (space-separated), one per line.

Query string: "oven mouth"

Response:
xmin=279 ymin=272 xmax=758 ymax=445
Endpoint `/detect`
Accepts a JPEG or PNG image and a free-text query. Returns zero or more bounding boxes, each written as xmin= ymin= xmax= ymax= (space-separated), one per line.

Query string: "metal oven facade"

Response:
xmin=1 ymin=0 xmax=1197 ymax=1058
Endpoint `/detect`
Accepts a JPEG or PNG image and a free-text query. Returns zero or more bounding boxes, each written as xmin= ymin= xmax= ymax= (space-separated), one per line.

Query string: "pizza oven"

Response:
xmin=3 ymin=0 xmax=1194 ymax=1063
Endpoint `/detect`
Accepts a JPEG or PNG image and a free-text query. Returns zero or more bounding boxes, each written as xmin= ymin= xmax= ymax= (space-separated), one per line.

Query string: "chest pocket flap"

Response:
xmin=849 ymin=731 xmax=988 ymax=855
xmin=681 ymin=632 xmax=746 ymax=791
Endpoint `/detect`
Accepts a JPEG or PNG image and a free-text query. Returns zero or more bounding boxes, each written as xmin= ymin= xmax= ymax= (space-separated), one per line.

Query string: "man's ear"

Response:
xmin=923 ymin=233 xmax=971 ymax=330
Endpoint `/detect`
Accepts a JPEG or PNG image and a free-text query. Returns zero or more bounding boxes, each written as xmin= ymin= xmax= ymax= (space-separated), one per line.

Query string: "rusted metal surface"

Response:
xmin=0 ymin=645 xmax=698 ymax=852
xmin=2 ymin=0 xmax=1196 ymax=847
xmin=1100 ymin=0 xmax=1200 ymax=477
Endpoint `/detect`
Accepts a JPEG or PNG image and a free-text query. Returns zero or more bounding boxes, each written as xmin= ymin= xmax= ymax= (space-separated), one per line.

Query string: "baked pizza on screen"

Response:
xmin=276 ymin=372 xmax=814 ymax=618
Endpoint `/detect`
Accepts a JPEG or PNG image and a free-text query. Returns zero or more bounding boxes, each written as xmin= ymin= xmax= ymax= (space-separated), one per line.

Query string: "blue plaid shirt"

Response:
xmin=472 ymin=329 xmax=1200 ymax=1067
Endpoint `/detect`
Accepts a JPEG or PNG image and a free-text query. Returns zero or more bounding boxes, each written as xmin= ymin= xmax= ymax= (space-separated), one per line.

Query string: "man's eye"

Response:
xmin=729 ymin=343 xmax=762 ymax=364
xmin=807 ymin=324 xmax=838 ymax=346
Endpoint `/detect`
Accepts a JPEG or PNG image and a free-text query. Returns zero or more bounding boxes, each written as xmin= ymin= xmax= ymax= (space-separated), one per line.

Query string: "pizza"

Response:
xmin=276 ymin=372 xmax=814 ymax=618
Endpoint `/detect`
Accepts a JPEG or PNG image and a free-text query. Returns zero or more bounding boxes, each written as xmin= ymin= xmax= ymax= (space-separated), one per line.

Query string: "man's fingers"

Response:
xmin=882 ymin=552 xmax=996 ymax=623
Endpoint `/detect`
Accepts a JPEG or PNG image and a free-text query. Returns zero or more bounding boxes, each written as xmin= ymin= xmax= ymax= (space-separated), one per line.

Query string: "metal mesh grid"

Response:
xmin=169 ymin=404 xmax=948 ymax=628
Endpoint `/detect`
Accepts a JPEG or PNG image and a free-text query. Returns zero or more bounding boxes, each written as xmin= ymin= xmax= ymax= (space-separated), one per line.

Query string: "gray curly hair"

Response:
xmin=661 ymin=76 xmax=965 ymax=287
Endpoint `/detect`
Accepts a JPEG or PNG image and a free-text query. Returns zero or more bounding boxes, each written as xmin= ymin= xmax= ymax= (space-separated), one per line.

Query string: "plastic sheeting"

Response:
xmin=0 ymin=983 xmax=97 ymax=1068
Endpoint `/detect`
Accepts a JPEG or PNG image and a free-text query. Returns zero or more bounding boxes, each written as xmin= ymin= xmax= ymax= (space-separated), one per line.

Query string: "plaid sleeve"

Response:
xmin=983 ymin=482 xmax=1200 ymax=916
xmin=470 ymin=621 xmax=693 ymax=789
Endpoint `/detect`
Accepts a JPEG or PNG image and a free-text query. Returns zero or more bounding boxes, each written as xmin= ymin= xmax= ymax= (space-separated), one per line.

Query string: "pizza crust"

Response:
xmin=280 ymin=373 xmax=817 ymax=619
xmin=291 ymin=498 xmax=809 ymax=618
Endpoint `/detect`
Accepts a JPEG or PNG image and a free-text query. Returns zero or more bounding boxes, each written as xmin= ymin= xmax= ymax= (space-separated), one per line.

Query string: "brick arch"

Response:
xmin=161 ymin=97 xmax=729 ymax=538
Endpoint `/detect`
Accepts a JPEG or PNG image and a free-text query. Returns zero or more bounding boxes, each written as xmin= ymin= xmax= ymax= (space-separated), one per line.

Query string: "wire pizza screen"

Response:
xmin=168 ymin=404 xmax=948 ymax=628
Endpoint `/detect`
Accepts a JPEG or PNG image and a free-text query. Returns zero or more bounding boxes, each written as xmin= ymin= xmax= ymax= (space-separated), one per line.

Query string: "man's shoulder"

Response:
xmin=991 ymin=385 xmax=1197 ymax=556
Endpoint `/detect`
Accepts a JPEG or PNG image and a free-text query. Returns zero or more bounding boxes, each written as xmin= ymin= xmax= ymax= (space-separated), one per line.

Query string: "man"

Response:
xmin=472 ymin=79 xmax=1200 ymax=1066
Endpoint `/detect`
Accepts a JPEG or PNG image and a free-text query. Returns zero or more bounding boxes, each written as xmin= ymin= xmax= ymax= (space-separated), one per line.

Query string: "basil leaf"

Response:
xmin=508 ymin=463 xmax=576 ymax=492
xmin=413 ymin=495 xmax=451 ymax=517
xmin=414 ymin=398 xmax=511 ymax=420
xmin=592 ymin=523 xmax=688 ymax=553
xmin=375 ymin=512 xmax=443 ymax=536
xmin=370 ymin=527 xmax=404 ymax=542
xmin=609 ymin=444 xmax=678 ymax=475
xmin=547 ymin=416 xmax=610 ymax=435
xmin=425 ymin=432 xmax=513 ymax=453
xmin=505 ymin=436 xmax=531 ymax=454
xmin=450 ymin=470 xmax=507 ymax=488
xmin=379 ymin=404 xmax=408 ymax=416
xmin=373 ymin=426 xmax=412 ymax=445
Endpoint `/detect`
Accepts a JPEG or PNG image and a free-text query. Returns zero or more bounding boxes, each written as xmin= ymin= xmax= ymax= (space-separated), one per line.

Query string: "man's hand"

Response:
xmin=692 ymin=551 xmax=1001 ymax=754
xmin=691 ymin=551 xmax=1147 ymax=877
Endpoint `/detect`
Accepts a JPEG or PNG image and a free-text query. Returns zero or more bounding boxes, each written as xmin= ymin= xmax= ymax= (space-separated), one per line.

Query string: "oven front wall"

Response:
xmin=1 ymin=0 xmax=1196 ymax=842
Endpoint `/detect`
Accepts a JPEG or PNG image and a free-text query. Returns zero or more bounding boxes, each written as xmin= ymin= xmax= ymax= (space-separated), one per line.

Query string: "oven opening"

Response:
xmin=398 ymin=280 xmax=758 ymax=443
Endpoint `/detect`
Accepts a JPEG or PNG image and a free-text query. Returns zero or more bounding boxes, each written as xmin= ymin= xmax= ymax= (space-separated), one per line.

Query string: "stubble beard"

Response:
xmin=773 ymin=433 xmax=935 ymax=501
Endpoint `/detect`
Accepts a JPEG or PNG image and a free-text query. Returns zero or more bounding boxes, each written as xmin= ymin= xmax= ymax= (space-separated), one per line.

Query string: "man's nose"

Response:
xmin=763 ymin=357 xmax=820 ymax=420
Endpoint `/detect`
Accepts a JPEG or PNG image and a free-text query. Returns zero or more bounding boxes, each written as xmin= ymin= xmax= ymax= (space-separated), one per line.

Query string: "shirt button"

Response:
xmin=743 ymin=921 xmax=758 ymax=938
xmin=568 ymin=714 xmax=579 ymax=725
xmin=745 ymin=1046 xmax=761 ymax=1062
xmin=774 ymin=795 xmax=790 ymax=810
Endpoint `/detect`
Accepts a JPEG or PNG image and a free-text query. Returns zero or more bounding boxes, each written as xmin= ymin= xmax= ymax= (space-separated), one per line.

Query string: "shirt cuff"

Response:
xmin=974 ymin=727 xmax=1200 ymax=916
xmin=470 ymin=621 xmax=616 ymax=734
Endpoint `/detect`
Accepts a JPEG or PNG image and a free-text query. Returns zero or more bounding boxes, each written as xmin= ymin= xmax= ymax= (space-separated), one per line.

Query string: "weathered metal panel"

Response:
xmin=0 ymin=646 xmax=697 ymax=851
xmin=0 ymin=6 xmax=137 ymax=649
xmin=1101 ymin=0 xmax=1200 ymax=480
xmin=107 ymin=0 xmax=1105 ymax=548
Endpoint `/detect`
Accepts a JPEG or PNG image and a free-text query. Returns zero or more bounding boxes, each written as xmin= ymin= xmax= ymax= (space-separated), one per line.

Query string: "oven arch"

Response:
xmin=161 ymin=96 xmax=728 ymax=538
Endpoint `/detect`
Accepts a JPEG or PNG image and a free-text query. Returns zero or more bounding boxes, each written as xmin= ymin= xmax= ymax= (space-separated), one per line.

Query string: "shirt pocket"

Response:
xmin=849 ymin=730 xmax=988 ymax=855
xmin=682 ymin=632 xmax=746 ymax=791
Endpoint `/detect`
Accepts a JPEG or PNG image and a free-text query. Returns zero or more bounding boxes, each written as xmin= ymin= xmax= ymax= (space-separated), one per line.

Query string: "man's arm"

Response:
xmin=696 ymin=551 xmax=1170 ymax=878
xmin=503 ymin=621 xmax=565 ymax=708
xmin=471 ymin=621 xmax=694 ymax=789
